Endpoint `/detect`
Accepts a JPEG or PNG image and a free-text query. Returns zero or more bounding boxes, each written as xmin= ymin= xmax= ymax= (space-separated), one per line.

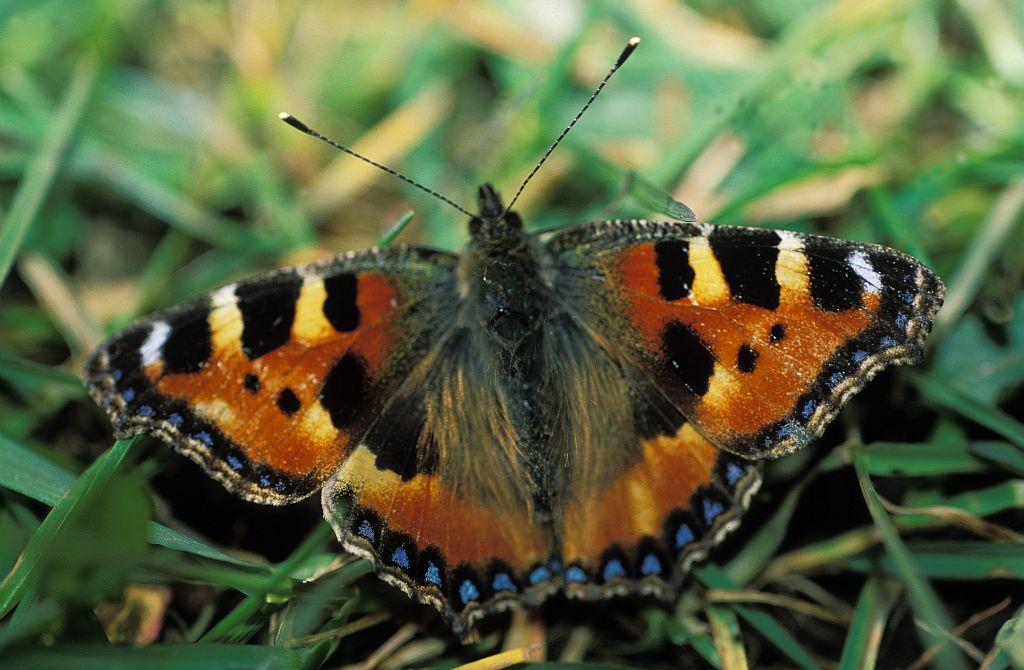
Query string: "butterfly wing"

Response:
xmin=85 ymin=246 xmax=460 ymax=503
xmin=544 ymin=219 xmax=943 ymax=592
xmin=537 ymin=312 xmax=763 ymax=596
xmin=321 ymin=327 xmax=556 ymax=636
xmin=87 ymin=245 xmax=555 ymax=637
xmin=549 ymin=220 xmax=944 ymax=459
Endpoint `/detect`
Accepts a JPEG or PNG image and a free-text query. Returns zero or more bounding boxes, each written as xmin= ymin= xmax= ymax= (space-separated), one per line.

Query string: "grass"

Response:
xmin=1 ymin=0 xmax=1022 ymax=667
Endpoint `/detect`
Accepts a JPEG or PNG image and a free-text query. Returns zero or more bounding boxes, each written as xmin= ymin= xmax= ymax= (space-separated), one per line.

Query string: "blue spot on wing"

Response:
xmin=356 ymin=519 xmax=375 ymax=542
xmin=459 ymin=579 xmax=479 ymax=604
xmin=226 ymin=454 xmax=245 ymax=471
xmin=675 ymin=523 xmax=695 ymax=549
xmin=137 ymin=404 xmax=154 ymax=417
xmin=122 ymin=389 xmax=135 ymax=402
xmin=195 ymin=431 xmax=213 ymax=447
xmin=565 ymin=566 xmax=587 ymax=583
xmin=801 ymin=399 xmax=817 ymax=419
xmin=725 ymin=462 xmax=744 ymax=486
xmin=640 ymin=554 xmax=662 ymax=576
xmin=776 ymin=422 xmax=803 ymax=440
xmin=851 ymin=349 xmax=869 ymax=363
xmin=390 ymin=545 xmax=410 ymax=570
xmin=529 ymin=566 xmax=552 ymax=585
xmin=880 ymin=336 xmax=897 ymax=348
xmin=424 ymin=562 xmax=441 ymax=586
xmin=169 ymin=413 xmax=183 ymax=426
xmin=602 ymin=559 xmax=626 ymax=582
xmin=702 ymin=497 xmax=725 ymax=526
xmin=491 ymin=573 xmax=516 ymax=592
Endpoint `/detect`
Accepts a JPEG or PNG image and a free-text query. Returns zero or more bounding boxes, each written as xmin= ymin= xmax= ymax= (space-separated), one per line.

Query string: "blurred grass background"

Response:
xmin=1 ymin=0 xmax=1023 ymax=668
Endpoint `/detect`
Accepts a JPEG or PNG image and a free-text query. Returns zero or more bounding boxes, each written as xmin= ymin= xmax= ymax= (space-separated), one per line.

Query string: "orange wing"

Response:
xmin=86 ymin=246 xmax=556 ymax=638
xmin=549 ymin=220 xmax=944 ymax=460
xmin=543 ymin=219 xmax=942 ymax=596
xmin=85 ymin=247 xmax=459 ymax=504
xmin=321 ymin=330 xmax=556 ymax=638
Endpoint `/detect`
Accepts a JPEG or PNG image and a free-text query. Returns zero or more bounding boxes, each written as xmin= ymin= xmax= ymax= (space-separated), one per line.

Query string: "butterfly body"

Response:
xmin=85 ymin=183 xmax=943 ymax=637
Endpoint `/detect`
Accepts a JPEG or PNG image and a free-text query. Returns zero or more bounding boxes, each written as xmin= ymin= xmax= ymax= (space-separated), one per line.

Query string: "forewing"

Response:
xmin=85 ymin=246 xmax=458 ymax=504
xmin=547 ymin=220 xmax=945 ymax=460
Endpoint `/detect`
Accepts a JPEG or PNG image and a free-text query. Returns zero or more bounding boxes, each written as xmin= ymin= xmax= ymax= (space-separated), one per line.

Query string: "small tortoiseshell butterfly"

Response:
xmin=84 ymin=38 xmax=944 ymax=638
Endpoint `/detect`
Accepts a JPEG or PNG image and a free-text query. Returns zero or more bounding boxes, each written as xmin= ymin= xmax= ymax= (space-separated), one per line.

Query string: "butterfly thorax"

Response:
xmin=462 ymin=184 xmax=552 ymax=356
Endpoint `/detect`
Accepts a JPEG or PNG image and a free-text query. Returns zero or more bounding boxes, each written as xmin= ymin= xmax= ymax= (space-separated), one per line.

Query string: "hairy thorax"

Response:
xmin=459 ymin=236 xmax=552 ymax=354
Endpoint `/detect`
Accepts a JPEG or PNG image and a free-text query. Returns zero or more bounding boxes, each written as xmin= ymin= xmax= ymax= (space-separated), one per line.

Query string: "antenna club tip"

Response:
xmin=278 ymin=112 xmax=311 ymax=133
xmin=616 ymin=37 xmax=641 ymax=66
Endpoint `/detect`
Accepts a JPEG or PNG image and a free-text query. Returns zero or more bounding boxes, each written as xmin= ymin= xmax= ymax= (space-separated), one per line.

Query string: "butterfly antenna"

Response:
xmin=278 ymin=112 xmax=474 ymax=218
xmin=504 ymin=36 xmax=641 ymax=214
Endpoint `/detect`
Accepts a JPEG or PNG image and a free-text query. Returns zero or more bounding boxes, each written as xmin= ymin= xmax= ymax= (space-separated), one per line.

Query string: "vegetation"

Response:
xmin=1 ymin=1 xmax=1022 ymax=667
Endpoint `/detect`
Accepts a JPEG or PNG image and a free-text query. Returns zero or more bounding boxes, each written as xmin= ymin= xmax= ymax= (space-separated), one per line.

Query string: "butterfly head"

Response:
xmin=470 ymin=183 xmax=523 ymax=246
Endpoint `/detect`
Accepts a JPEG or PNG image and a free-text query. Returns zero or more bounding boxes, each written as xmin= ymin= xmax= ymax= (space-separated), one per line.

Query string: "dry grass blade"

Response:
xmin=906 ymin=598 xmax=1013 ymax=670
xmin=705 ymin=588 xmax=851 ymax=625
xmin=453 ymin=645 xmax=544 ymax=670
xmin=286 ymin=612 xmax=391 ymax=647
xmin=339 ymin=622 xmax=418 ymax=670
xmin=706 ymin=604 xmax=749 ymax=670
xmin=878 ymin=497 xmax=1024 ymax=543
xmin=0 ymin=54 xmax=99 ymax=288
xmin=18 ymin=253 xmax=102 ymax=357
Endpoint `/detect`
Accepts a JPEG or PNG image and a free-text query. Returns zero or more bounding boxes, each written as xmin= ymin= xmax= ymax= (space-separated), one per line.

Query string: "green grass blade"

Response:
xmin=915 ymin=374 xmax=1024 ymax=450
xmin=845 ymin=541 xmax=1024 ymax=580
xmin=0 ymin=643 xmax=303 ymax=670
xmin=0 ymin=349 xmax=83 ymax=393
xmin=725 ymin=466 xmax=817 ymax=584
xmin=933 ymin=180 xmax=1024 ymax=341
xmin=199 ymin=522 xmax=334 ymax=642
xmin=0 ymin=55 xmax=99 ymax=288
xmin=0 ymin=432 xmax=77 ymax=506
xmin=0 ymin=431 xmax=255 ymax=566
xmin=695 ymin=565 xmax=820 ymax=670
xmin=995 ymin=604 xmax=1024 ymax=668
xmin=852 ymin=450 xmax=969 ymax=670
xmin=0 ymin=600 xmax=60 ymax=654
xmin=866 ymin=186 xmax=931 ymax=262
xmin=79 ymin=147 xmax=259 ymax=250
xmin=838 ymin=578 xmax=901 ymax=670
xmin=970 ymin=441 xmax=1024 ymax=476
xmin=857 ymin=438 xmax=984 ymax=477
xmin=0 ymin=437 xmax=137 ymax=617
xmin=376 ymin=209 xmax=415 ymax=247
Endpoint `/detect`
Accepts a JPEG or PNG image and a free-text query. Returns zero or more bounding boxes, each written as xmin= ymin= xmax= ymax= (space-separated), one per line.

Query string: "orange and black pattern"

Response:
xmin=549 ymin=220 xmax=943 ymax=460
xmin=86 ymin=246 xmax=460 ymax=503
xmin=86 ymin=213 xmax=944 ymax=639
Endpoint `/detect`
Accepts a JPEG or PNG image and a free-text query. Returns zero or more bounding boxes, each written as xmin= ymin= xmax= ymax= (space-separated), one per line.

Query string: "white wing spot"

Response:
xmin=210 ymin=284 xmax=238 ymax=308
xmin=140 ymin=321 xmax=171 ymax=366
xmin=777 ymin=230 xmax=804 ymax=251
xmin=848 ymin=251 xmax=882 ymax=293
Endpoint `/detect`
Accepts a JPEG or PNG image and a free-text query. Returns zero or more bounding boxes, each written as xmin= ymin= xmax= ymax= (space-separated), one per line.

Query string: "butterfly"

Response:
xmin=84 ymin=38 xmax=945 ymax=639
